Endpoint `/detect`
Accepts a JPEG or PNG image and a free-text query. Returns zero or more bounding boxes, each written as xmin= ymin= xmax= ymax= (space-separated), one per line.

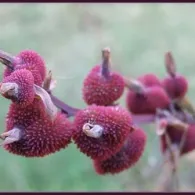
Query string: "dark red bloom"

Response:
xmin=0 ymin=69 xmax=73 ymax=157
xmin=1 ymin=69 xmax=35 ymax=107
xmin=138 ymin=73 xmax=161 ymax=87
xmin=72 ymin=105 xmax=133 ymax=161
xmin=93 ymin=127 xmax=147 ymax=175
xmin=3 ymin=101 xmax=73 ymax=157
xmin=162 ymin=74 xmax=188 ymax=99
xmin=125 ymin=80 xmax=170 ymax=114
xmin=82 ymin=48 xmax=125 ymax=106
xmin=161 ymin=51 xmax=188 ymax=99
xmin=0 ymin=49 xmax=46 ymax=86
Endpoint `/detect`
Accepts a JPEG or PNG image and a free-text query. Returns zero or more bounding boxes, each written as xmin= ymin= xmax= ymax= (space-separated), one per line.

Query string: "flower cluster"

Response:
xmin=0 ymin=47 xmax=194 ymax=176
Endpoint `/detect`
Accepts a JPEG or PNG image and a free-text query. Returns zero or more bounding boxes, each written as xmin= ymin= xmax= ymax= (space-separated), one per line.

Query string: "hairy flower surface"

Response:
xmin=83 ymin=65 xmax=125 ymax=106
xmin=126 ymin=86 xmax=170 ymax=114
xmin=138 ymin=73 xmax=161 ymax=87
xmin=94 ymin=127 xmax=146 ymax=175
xmin=0 ymin=69 xmax=73 ymax=157
xmin=73 ymin=105 xmax=133 ymax=160
xmin=2 ymin=50 xmax=46 ymax=86
xmin=162 ymin=74 xmax=188 ymax=99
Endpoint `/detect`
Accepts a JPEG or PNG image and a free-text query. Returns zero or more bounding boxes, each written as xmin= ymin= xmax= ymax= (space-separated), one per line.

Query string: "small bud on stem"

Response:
xmin=165 ymin=52 xmax=176 ymax=77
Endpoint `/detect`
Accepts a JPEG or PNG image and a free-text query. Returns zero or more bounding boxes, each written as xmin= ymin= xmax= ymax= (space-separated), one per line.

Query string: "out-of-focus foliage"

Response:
xmin=0 ymin=3 xmax=194 ymax=192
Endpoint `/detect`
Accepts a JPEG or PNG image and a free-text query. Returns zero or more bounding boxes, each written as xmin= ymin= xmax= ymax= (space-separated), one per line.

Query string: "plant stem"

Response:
xmin=165 ymin=52 xmax=176 ymax=78
xmin=101 ymin=47 xmax=111 ymax=79
xmin=50 ymin=94 xmax=80 ymax=117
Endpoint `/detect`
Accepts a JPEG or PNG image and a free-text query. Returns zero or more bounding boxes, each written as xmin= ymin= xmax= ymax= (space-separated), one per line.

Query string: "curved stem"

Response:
xmin=50 ymin=94 xmax=80 ymax=117
xmin=0 ymin=50 xmax=20 ymax=70
xmin=43 ymin=70 xmax=81 ymax=118
xmin=124 ymin=77 xmax=145 ymax=94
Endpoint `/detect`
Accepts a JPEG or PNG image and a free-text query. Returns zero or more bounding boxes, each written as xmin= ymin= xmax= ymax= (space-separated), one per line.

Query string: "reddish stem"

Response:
xmin=101 ymin=47 xmax=111 ymax=79
xmin=0 ymin=50 xmax=21 ymax=70
xmin=50 ymin=94 xmax=80 ymax=117
xmin=49 ymin=95 xmax=195 ymax=125
xmin=165 ymin=52 xmax=176 ymax=77
xmin=131 ymin=114 xmax=155 ymax=124
xmin=123 ymin=77 xmax=145 ymax=94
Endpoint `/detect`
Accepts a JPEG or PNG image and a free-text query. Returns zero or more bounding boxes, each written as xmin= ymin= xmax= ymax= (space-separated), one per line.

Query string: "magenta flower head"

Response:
xmin=82 ymin=47 xmax=125 ymax=106
xmin=0 ymin=49 xmax=46 ymax=86
xmin=138 ymin=73 xmax=161 ymax=87
xmin=0 ymin=69 xmax=73 ymax=157
xmin=0 ymin=68 xmax=56 ymax=116
xmin=125 ymin=78 xmax=170 ymax=114
xmin=93 ymin=127 xmax=147 ymax=175
xmin=161 ymin=52 xmax=188 ymax=99
xmin=0 ymin=69 xmax=36 ymax=107
xmin=72 ymin=105 xmax=133 ymax=161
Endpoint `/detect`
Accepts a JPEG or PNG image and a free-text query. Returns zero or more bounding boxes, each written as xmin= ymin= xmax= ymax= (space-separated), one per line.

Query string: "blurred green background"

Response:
xmin=0 ymin=3 xmax=195 ymax=192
